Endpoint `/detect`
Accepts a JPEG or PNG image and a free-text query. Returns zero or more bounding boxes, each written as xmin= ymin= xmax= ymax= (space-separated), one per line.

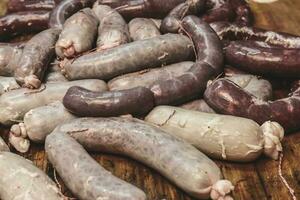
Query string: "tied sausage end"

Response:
xmin=260 ymin=121 xmax=284 ymax=160
xmin=9 ymin=123 xmax=31 ymax=153
xmin=210 ymin=180 xmax=234 ymax=200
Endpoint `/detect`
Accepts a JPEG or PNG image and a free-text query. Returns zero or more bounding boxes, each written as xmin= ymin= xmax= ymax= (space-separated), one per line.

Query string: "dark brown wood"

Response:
xmin=1 ymin=1 xmax=300 ymax=199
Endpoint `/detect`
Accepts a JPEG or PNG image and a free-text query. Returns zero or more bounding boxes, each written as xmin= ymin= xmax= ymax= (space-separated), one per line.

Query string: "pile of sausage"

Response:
xmin=0 ymin=0 xmax=298 ymax=199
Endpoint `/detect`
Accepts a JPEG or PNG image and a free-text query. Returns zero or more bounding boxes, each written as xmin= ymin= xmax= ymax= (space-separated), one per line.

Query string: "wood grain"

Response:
xmin=1 ymin=1 xmax=300 ymax=199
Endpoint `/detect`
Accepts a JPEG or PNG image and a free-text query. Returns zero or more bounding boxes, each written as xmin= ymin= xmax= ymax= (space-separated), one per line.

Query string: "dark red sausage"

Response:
xmin=150 ymin=15 xmax=223 ymax=105
xmin=63 ymin=86 xmax=155 ymax=117
xmin=97 ymin=0 xmax=185 ymax=19
xmin=7 ymin=0 xmax=56 ymax=13
xmin=49 ymin=0 xmax=95 ymax=28
xmin=182 ymin=16 xmax=223 ymax=73
xmin=210 ymin=22 xmax=300 ymax=48
xmin=160 ymin=0 xmax=206 ymax=33
xmin=224 ymin=40 xmax=300 ymax=78
xmin=0 ymin=11 xmax=50 ymax=41
xmin=204 ymin=78 xmax=300 ymax=132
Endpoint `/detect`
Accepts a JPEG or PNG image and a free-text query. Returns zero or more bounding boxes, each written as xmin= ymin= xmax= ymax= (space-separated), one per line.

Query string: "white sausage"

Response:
xmin=0 ymin=152 xmax=63 ymax=200
xmin=46 ymin=117 xmax=234 ymax=199
xmin=145 ymin=106 xmax=284 ymax=162
xmin=10 ymin=101 xmax=76 ymax=153
xmin=0 ymin=76 xmax=20 ymax=95
xmin=0 ymin=79 xmax=107 ymax=126
xmin=46 ymin=129 xmax=147 ymax=200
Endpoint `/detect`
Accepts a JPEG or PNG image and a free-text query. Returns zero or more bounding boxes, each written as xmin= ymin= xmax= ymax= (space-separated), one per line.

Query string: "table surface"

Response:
xmin=1 ymin=0 xmax=300 ymax=199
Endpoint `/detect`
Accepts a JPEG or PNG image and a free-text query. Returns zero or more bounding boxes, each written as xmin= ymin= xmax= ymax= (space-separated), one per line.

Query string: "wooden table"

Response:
xmin=1 ymin=0 xmax=300 ymax=199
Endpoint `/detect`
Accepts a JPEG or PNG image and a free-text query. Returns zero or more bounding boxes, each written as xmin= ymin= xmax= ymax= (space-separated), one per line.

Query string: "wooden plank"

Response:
xmin=255 ymin=133 xmax=300 ymax=199
xmin=217 ymin=161 xmax=268 ymax=200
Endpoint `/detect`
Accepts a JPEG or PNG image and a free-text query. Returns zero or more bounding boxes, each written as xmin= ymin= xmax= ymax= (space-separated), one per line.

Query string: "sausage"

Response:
xmin=92 ymin=3 xmax=130 ymax=50
xmin=55 ymin=8 xmax=98 ymax=58
xmin=46 ymin=129 xmax=146 ymax=200
xmin=63 ymin=86 xmax=154 ymax=117
xmin=204 ymin=78 xmax=300 ymax=132
xmin=145 ymin=106 xmax=284 ymax=161
xmin=0 ymin=76 xmax=20 ymax=95
xmin=0 ymin=152 xmax=63 ymax=200
xmin=14 ymin=28 xmax=61 ymax=89
xmin=224 ymin=40 xmax=300 ymax=78
xmin=0 ymin=79 xmax=107 ymax=126
xmin=160 ymin=0 xmax=206 ymax=33
xmin=9 ymin=101 xmax=76 ymax=153
xmin=59 ymin=33 xmax=194 ymax=80
xmin=149 ymin=16 xmax=223 ymax=105
xmin=97 ymin=0 xmax=185 ymax=19
xmin=229 ymin=0 xmax=253 ymax=26
xmin=108 ymin=61 xmax=194 ymax=91
xmin=49 ymin=0 xmax=95 ymax=28
xmin=210 ymin=22 xmax=300 ymax=48
xmin=201 ymin=0 xmax=235 ymax=23
xmin=181 ymin=74 xmax=272 ymax=112
xmin=0 ymin=136 xmax=9 ymax=152
xmin=0 ymin=11 xmax=50 ymax=41
xmin=46 ymin=117 xmax=234 ymax=199
xmin=7 ymin=0 xmax=56 ymax=13
xmin=129 ymin=18 xmax=161 ymax=41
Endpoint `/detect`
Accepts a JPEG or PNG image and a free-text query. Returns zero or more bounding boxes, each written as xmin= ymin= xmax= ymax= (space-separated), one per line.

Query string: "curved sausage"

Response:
xmin=210 ymin=21 xmax=300 ymax=48
xmin=0 ymin=11 xmax=50 ymax=41
xmin=93 ymin=3 xmax=130 ymax=50
xmin=145 ymin=106 xmax=284 ymax=161
xmin=14 ymin=28 xmax=61 ymax=89
xmin=224 ymin=40 xmax=300 ymax=78
xmin=0 ymin=152 xmax=63 ymax=200
xmin=46 ymin=117 xmax=234 ymax=199
xmin=149 ymin=15 xmax=223 ymax=105
xmin=7 ymin=0 xmax=56 ymax=13
xmin=97 ymin=0 xmax=185 ymax=19
xmin=204 ymin=78 xmax=300 ymax=132
xmin=160 ymin=0 xmax=206 ymax=33
xmin=63 ymin=86 xmax=154 ymax=117
xmin=46 ymin=129 xmax=147 ymax=200
xmin=108 ymin=61 xmax=194 ymax=91
xmin=9 ymin=101 xmax=76 ymax=153
xmin=49 ymin=0 xmax=95 ymax=28
xmin=0 ymin=136 xmax=9 ymax=152
xmin=55 ymin=8 xmax=98 ymax=58
xmin=129 ymin=18 xmax=161 ymax=41
xmin=0 ymin=79 xmax=107 ymax=126
xmin=59 ymin=33 xmax=194 ymax=80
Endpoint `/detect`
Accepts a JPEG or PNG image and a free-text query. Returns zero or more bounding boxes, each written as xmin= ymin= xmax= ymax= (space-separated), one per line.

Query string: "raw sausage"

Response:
xmin=7 ymin=0 xmax=56 ymax=13
xmin=0 ymin=79 xmax=107 ymax=126
xmin=46 ymin=117 xmax=234 ymax=199
xmin=63 ymin=86 xmax=154 ymax=117
xmin=60 ymin=34 xmax=194 ymax=80
xmin=129 ymin=18 xmax=161 ymax=41
xmin=55 ymin=8 xmax=98 ymax=58
xmin=93 ymin=3 xmax=130 ymax=50
xmin=145 ymin=106 xmax=284 ymax=161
